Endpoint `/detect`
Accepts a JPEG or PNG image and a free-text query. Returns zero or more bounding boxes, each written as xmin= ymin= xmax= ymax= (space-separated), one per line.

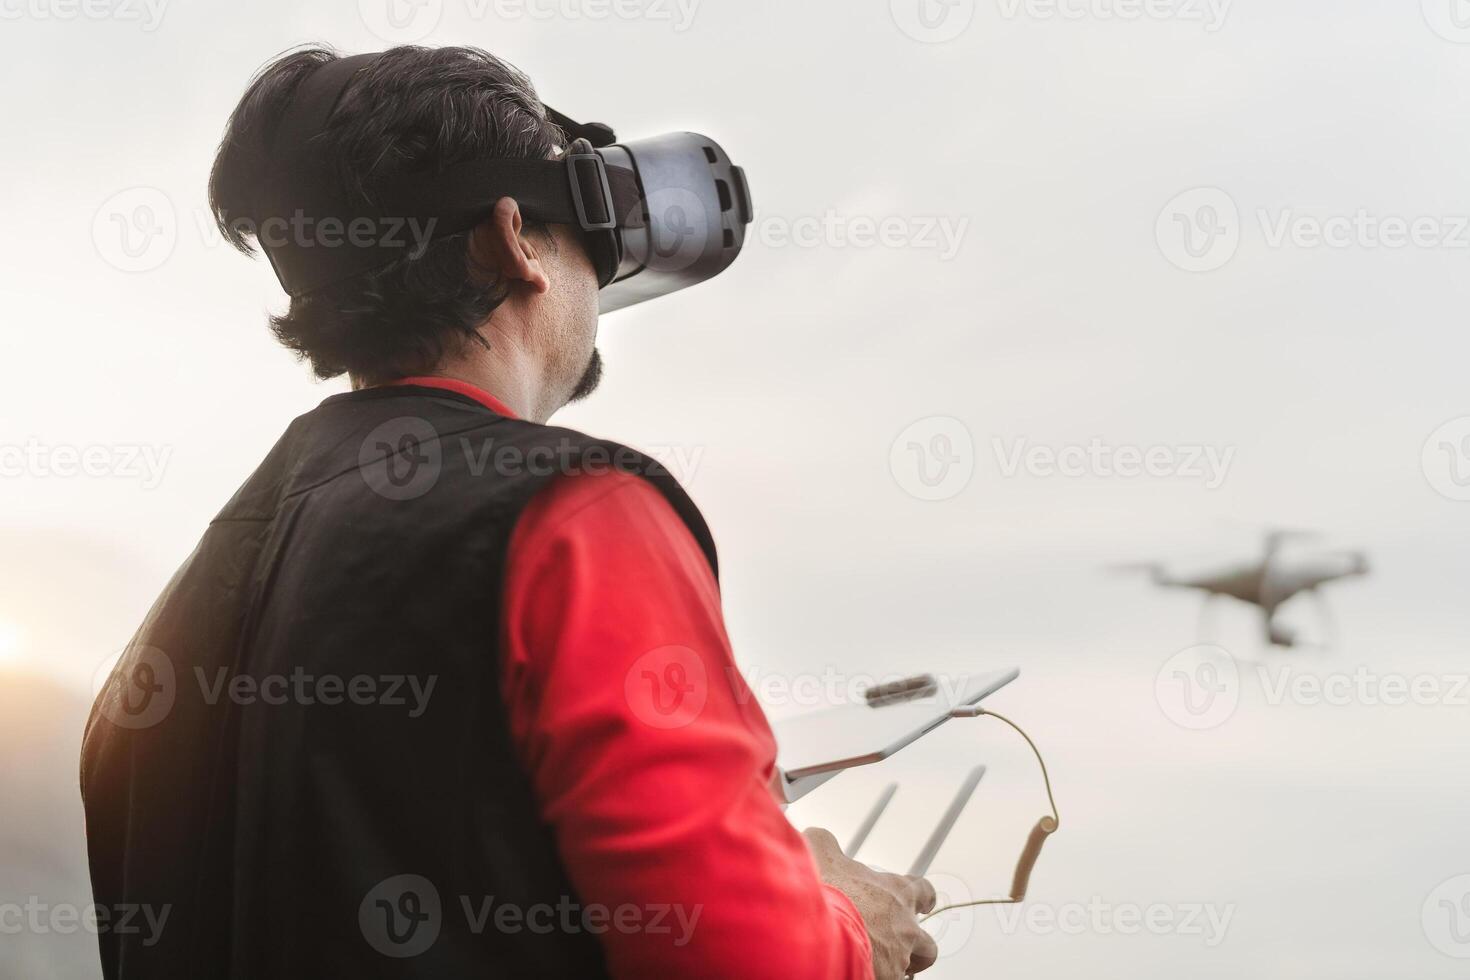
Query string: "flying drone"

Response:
xmin=1118 ymin=530 xmax=1369 ymax=648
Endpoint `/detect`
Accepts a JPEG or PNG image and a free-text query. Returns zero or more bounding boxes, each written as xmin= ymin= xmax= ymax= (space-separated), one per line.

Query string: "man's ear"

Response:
xmin=468 ymin=197 xmax=551 ymax=295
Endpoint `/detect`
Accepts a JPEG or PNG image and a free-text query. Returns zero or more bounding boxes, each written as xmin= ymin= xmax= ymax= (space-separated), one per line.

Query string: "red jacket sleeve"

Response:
xmin=500 ymin=470 xmax=873 ymax=979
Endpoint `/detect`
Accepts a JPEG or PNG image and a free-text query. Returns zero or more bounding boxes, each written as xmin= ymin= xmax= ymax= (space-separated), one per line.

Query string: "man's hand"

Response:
xmin=803 ymin=828 xmax=940 ymax=979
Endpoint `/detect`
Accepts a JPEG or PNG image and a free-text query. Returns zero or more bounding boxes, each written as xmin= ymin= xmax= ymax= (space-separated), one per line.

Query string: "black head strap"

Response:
xmin=268 ymin=52 xmax=381 ymax=167
xmin=545 ymin=105 xmax=616 ymax=148
xmin=255 ymin=53 xmax=633 ymax=298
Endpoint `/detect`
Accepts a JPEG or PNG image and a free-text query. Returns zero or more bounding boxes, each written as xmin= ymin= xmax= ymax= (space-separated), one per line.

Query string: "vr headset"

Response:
xmin=254 ymin=52 xmax=752 ymax=313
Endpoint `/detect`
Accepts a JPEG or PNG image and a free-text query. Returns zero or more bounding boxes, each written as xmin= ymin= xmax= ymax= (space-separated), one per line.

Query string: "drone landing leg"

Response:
xmin=1264 ymin=609 xmax=1296 ymax=649
xmin=1310 ymin=589 xmax=1339 ymax=650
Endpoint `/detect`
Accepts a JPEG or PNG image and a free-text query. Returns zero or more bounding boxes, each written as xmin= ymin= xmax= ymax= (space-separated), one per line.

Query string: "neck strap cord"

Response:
xmin=920 ymin=708 xmax=1060 ymax=922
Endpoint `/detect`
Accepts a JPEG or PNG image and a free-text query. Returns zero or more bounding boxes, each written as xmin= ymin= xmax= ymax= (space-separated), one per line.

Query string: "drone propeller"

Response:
xmin=1317 ymin=550 xmax=1371 ymax=575
xmin=1263 ymin=527 xmax=1323 ymax=556
xmin=1103 ymin=562 xmax=1166 ymax=583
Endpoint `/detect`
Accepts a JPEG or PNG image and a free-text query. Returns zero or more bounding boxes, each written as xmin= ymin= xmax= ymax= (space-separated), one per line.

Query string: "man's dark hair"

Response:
xmin=209 ymin=45 xmax=564 ymax=381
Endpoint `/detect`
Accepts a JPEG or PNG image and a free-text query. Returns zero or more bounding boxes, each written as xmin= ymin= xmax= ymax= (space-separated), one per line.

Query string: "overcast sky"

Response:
xmin=4 ymin=1 xmax=1470 ymax=976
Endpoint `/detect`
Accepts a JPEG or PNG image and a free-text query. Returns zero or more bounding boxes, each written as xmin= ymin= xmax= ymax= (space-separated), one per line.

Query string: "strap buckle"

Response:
xmin=567 ymin=150 xmax=617 ymax=232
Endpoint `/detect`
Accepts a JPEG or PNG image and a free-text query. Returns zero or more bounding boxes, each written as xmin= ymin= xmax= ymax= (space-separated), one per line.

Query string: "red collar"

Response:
xmin=385 ymin=376 xmax=519 ymax=420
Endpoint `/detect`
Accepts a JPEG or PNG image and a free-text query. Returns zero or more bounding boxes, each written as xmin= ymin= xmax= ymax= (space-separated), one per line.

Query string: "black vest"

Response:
xmin=80 ymin=385 xmax=718 ymax=979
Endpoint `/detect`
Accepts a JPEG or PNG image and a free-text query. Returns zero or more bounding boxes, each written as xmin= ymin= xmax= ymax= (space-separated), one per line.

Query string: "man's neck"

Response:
xmin=355 ymin=322 xmax=561 ymax=424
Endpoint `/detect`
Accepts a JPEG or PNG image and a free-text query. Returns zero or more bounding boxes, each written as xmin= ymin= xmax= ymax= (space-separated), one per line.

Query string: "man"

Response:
xmin=81 ymin=45 xmax=940 ymax=978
